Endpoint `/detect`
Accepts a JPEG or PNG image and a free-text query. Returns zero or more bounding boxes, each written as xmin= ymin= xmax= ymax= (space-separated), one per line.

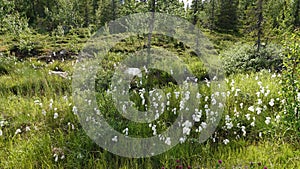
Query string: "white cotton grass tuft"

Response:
xmin=248 ymin=106 xmax=255 ymax=112
xmin=269 ymin=99 xmax=275 ymax=107
xmin=122 ymin=128 xmax=129 ymax=136
xmin=54 ymin=113 xmax=59 ymax=119
xmin=265 ymin=117 xmax=271 ymax=125
xmin=165 ymin=137 xmax=171 ymax=145
xmin=42 ymin=109 xmax=47 ymax=116
xmin=223 ymin=139 xmax=230 ymax=145
xmin=15 ymin=128 xmax=21 ymax=135
xmin=112 ymin=136 xmax=118 ymax=142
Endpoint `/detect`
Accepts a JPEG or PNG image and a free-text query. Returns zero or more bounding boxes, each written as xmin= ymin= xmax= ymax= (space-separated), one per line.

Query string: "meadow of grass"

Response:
xmin=0 ymin=31 xmax=299 ymax=169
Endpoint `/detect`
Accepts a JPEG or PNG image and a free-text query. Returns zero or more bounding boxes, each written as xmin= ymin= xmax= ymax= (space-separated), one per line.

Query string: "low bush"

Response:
xmin=281 ymin=33 xmax=300 ymax=132
xmin=221 ymin=43 xmax=283 ymax=75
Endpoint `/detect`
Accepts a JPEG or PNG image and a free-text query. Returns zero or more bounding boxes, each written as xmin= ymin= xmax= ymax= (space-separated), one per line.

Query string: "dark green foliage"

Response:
xmin=0 ymin=0 xmax=30 ymax=35
xmin=281 ymin=33 xmax=300 ymax=131
xmin=222 ymin=43 xmax=283 ymax=75
xmin=216 ymin=0 xmax=239 ymax=32
xmin=10 ymin=34 xmax=44 ymax=58
xmin=0 ymin=57 xmax=12 ymax=75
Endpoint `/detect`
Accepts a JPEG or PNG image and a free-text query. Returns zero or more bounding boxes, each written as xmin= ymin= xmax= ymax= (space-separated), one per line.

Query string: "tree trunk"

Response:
xmin=147 ymin=0 xmax=156 ymax=64
xmin=210 ymin=0 xmax=215 ymax=32
xmin=257 ymin=0 xmax=263 ymax=52
xmin=193 ymin=0 xmax=198 ymax=25
xmin=294 ymin=0 xmax=300 ymax=27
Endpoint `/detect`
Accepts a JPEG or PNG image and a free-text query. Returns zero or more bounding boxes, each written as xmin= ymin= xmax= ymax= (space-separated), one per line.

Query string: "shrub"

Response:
xmin=221 ymin=43 xmax=283 ymax=75
xmin=0 ymin=0 xmax=30 ymax=35
xmin=9 ymin=32 xmax=44 ymax=58
xmin=281 ymin=33 xmax=300 ymax=131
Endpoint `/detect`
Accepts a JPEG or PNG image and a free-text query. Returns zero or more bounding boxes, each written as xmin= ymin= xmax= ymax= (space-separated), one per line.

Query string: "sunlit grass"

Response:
xmin=0 ymin=56 xmax=297 ymax=169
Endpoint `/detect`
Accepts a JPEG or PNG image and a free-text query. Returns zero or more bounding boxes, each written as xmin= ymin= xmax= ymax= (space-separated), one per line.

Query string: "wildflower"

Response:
xmin=257 ymin=81 xmax=262 ymax=86
xmin=112 ymin=136 xmax=118 ymax=142
xmin=223 ymin=139 xmax=229 ymax=145
xmin=165 ymin=137 xmax=171 ymax=145
xmin=174 ymin=91 xmax=180 ymax=99
xmin=257 ymin=99 xmax=262 ymax=105
xmin=151 ymin=124 xmax=157 ymax=135
xmin=250 ymin=121 xmax=255 ymax=127
xmin=227 ymin=91 xmax=231 ymax=96
xmin=201 ymin=122 xmax=207 ymax=129
xmin=72 ymin=106 xmax=78 ymax=115
xmin=172 ymin=108 xmax=177 ymax=115
xmin=263 ymin=105 xmax=267 ymax=110
xmin=192 ymin=109 xmax=202 ymax=122
xmin=53 ymin=113 xmax=59 ymax=119
xmin=256 ymin=107 xmax=262 ymax=115
xmin=34 ymin=100 xmax=40 ymax=104
xmin=218 ymin=160 xmax=222 ymax=164
xmin=15 ymin=128 xmax=22 ymax=135
xmin=176 ymin=159 xmax=180 ymax=163
xmin=205 ymin=78 xmax=210 ymax=87
xmin=63 ymin=95 xmax=68 ymax=101
xmin=241 ymin=126 xmax=246 ymax=136
xmin=269 ymin=99 xmax=275 ymax=107
xmin=275 ymin=115 xmax=281 ymax=123
xmin=0 ymin=121 xmax=4 ymax=127
xmin=264 ymin=90 xmax=270 ymax=96
xmin=179 ymin=137 xmax=186 ymax=143
xmin=0 ymin=129 xmax=2 ymax=136
xmin=234 ymin=111 xmax=240 ymax=117
xmin=54 ymin=154 xmax=59 ymax=162
xmin=184 ymin=91 xmax=190 ymax=100
xmin=42 ymin=109 xmax=47 ymax=116
xmin=195 ymin=125 xmax=202 ymax=133
xmin=122 ymin=128 xmax=129 ymax=136
xmin=230 ymin=79 xmax=235 ymax=86
xmin=265 ymin=117 xmax=271 ymax=125
xmin=211 ymin=98 xmax=217 ymax=105
xmin=240 ymin=103 xmax=243 ymax=109
xmin=196 ymin=92 xmax=201 ymax=99
xmin=248 ymin=106 xmax=255 ymax=112
xmin=49 ymin=99 xmax=53 ymax=109
xmin=68 ymin=122 xmax=75 ymax=130
xmin=264 ymin=166 xmax=268 ymax=169
xmin=25 ymin=126 xmax=30 ymax=132
xmin=94 ymin=108 xmax=100 ymax=115
xmin=179 ymin=100 xmax=185 ymax=110
xmin=260 ymin=87 xmax=265 ymax=94
xmin=226 ymin=122 xmax=233 ymax=129
xmin=245 ymin=114 xmax=251 ymax=121
xmin=182 ymin=120 xmax=192 ymax=135
xmin=222 ymin=115 xmax=228 ymax=121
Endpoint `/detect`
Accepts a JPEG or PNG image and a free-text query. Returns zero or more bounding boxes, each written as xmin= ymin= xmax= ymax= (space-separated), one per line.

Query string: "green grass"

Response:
xmin=0 ymin=31 xmax=299 ymax=169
